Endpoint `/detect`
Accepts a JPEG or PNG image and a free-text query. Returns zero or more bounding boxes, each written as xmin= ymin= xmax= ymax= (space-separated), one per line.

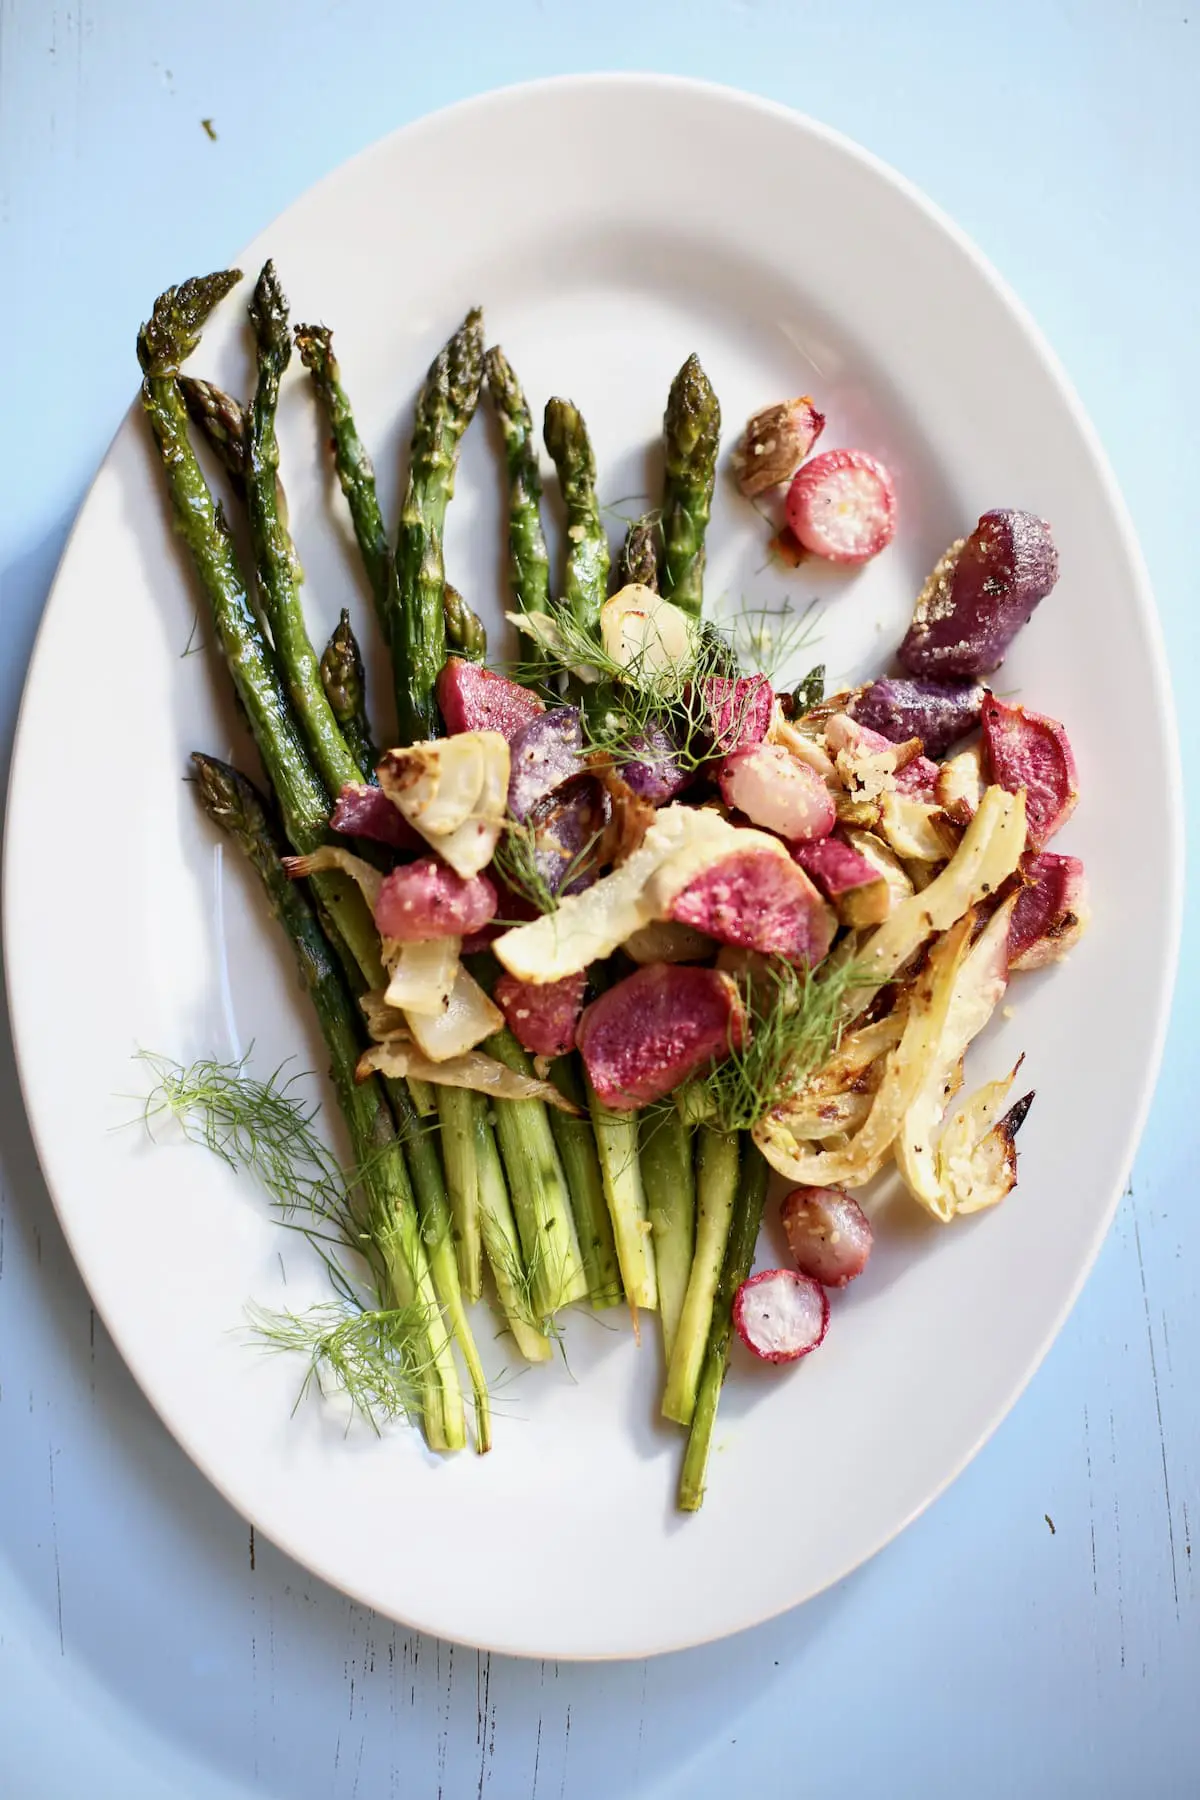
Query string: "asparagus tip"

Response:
xmin=137 ymin=269 xmax=242 ymax=375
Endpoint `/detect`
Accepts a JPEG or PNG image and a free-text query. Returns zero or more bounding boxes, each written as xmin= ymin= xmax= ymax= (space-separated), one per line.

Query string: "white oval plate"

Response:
xmin=4 ymin=77 xmax=1181 ymax=1659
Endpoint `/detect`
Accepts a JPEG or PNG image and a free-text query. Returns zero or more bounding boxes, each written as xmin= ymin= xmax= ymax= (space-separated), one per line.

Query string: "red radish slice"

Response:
xmin=494 ymin=969 xmax=587 ymax=1057
xmin=981 ymin=694 xmax=1078 ymax=849
xmin=1008 ymin=851 xmax=1089 ymax=970
xmin=733 ymin=1269 xmax=829 ymax=1364
xmin=696 ymin=675 xmax=774 ymax=756
xmin=436 ymin=657 xmax=545 ymax=740
xmin=577 ymin=962 xmax=746 ymax=1110
xmin=374 ymin=858 xmax=497 ymax=941
xmin=331 ymin=782 xmax=422 ymax=851
xmin=780 ymin=1186 xmax=873 ymax=1288
xmin=667 ymin=848 xmax=835 ymax=964
xmin=785 ymin=450 xmax=897 ymax=565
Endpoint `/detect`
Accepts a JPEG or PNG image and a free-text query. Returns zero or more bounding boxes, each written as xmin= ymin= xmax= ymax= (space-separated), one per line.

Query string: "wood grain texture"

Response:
xmin=1 ymin=1 xmax=1197 ymax=1795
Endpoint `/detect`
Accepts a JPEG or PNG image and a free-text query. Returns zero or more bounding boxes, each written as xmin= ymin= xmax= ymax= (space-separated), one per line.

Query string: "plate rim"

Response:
xmin=3 ymin=72 xmax=1184 ymax=1660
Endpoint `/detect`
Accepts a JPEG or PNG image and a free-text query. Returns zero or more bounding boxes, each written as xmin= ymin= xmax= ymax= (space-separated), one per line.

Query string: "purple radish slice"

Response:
xmin=507 ymin=706 xmax=584 ymax=821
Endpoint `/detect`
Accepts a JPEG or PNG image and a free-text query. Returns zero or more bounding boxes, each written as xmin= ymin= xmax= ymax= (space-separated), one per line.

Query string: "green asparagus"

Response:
xmin=141 ymin=275 xmax=490 ymax=1441
xmin=614 ymin=514 xmax=660 ymax=592
xmin=484 ymin=1029 xmax=588 ymax=1318
xmin=245 ymin=262 xmax=363 ymax=800
xmin=586 ymin=1079 xmax=657 ymax=1315
xmin=320 ymin=609 xmax=377 ymax=780
xmin=549 ymin=1058 xmax=623 ymax=1308
xmin=138 ymin=274 xmax=334 ymax=859
xmin=679 ymin=1141 xmax=770 ymax=1511
xmin=390 ymin=310 xmax=486 ymax=742
xmin=543 ymin=397 xmax=609 ymax=636
xmin=662 ymin=1126 xmax=740 ymax=1424
xmin=179 ymin=375 xmax=248 ymax=500
xmin=294 ymin=321 xmax=393 ymax=631
xmin=443 ymin=583 xmax=487 ymax=661
xmin=639 ymin=1110 xmax=696 ymax=1363
xmin=190 ymin=753 xmax=463 ymax=1452
xmin=661 ymin=354 xmax=720 ymax=616
xmin=434 ymin=1086 xmax=484 ymax=1303
xmin=485 ymin=346 xmax=551 ymax=619
xmin=472 ymin=1096 xmax=554 ymax=1362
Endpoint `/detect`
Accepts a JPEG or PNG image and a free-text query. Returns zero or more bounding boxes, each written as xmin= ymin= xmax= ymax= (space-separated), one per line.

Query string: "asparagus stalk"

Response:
xmin=639 ymin=1110 xmax=696 ymax=1363
xmin=294 ymin=322 xmax=392 ymax=631
xmin=434 ymin=1086 xmax=484 ymax=1303
xmin=485 ymin=346 xmax=551 ymax=619
xmin=549 ymin=1057 xmax=623 ymax=1308
xmin=320 ymin=609 xmax=377 ymax=780
xmin=245 ymin=262 xmax=363 ymax=800
xmin=662 ymin=1126 xmax=740 ymax=1424
xmin=679 ymin=1141 xmax=770 ymax=1511
xmin=390 ymin=310 xmax=486 ymax=741
xmin=614 ymin=514 xmax=660 ymax=592
xmin=484 ymin=1029 xmax=588 ymax=1317
xmin=469 ymin=1093 xmax=554 ymax=1363
xmin=179 ymin=375 xmax=248 ymax=500
xmin=190 ymin=753 xmax=463 ymax=1451
xmin=443 ymin=582 xmax=487 ymax=661
xmin=138 ymin=276 xmax=337 ymax=860
xmin=543 ymin=397 xmax=609 ymax=636
xmin=585 ymin=1079 xmax=657 ymax=1315
xmin=140 ymin=276 xmax=490 ymax=1438
xmin=661 ymin=354 xmax=720 ymax=617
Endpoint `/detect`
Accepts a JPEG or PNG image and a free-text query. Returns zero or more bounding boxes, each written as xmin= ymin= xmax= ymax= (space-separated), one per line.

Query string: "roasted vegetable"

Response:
xmin=661 ymin=354 xmax=720 ymax=616
xmin=666 ymin=848 xmax=834 ymax=965
xmin=981 ymin=694 xmax=1079 ymax=849
xmin=577 ymin=963 xmax=746 ymax=1111
xmin=437 ymin=656 xmax=546 ymax=739
xmin=791 ymin=836 xmax=890 ymax=926
xmin=485 ymin=346 xmax=551 ymax=622
xmin=780 ymin=1187 xmax=873 ymax=1288
xmin=733 ymin=1268 xmax=829 ymax=1362
xmin=391 ymin=310 xmax=486 ymax=742
xmin=677 ymin=1140 xmax=771 ymax=1510
xmin=732 ymin=396 xmax=824 ymax=498
xmin=378 ymin=733 xmax=509 ymax=876
xmin=898 ymin=510 xmax=1059 ymax=679
xmin=1008 ymin=852 xmax=1089 ymax=970
xmin=330 ymin=782 xmax=422 ymax=850
xmin=374 ymin=859 xmax=498 ymax=942
xmin=696 ymin=674 xmax=773 ymax=756
xmin=507 ymin=706 xmax=584 ymax=820
xmin=600 ymin=583 xmax=696 ymax=676
xmin=494 ymin=970 xmax=588 ymax=1057
xmin=893 ymin=898 xmax=1015 ymax=1218
xmin=718 ymin=742 xmax=836 ymax=843
xmin=785 ymin=449 xmax=896 ymax=564
xmin=852 ymin=676 xmax=984 ymax=759
xmin=618 ymin=722 xmax=692 ymax=803
xmin=544 ymin=396 xmax=609 ymax=634
xmin=614 ymin=515 xmax=660 ymax=591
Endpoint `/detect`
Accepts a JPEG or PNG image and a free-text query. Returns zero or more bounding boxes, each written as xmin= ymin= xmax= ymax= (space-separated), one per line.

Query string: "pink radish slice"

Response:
xmin=786 ymin=449 xmax=897 ymax=565
xmin=717 ymin=742 xmax=836 ymax=842
xmin=780 ymin=1186 xmax=873 ymax=1288
xmin=733 ymin=1269 xmax=829 ymax=1364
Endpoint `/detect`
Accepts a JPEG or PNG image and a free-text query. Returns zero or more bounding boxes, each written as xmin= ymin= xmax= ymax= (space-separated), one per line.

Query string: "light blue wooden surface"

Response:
xmin=1 ymin=2 xmax=1196 ymax=1794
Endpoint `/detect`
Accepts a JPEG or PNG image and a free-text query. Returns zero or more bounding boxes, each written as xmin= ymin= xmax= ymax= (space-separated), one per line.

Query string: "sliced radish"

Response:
xmin=733 ymin=1269 xmax=829 ymax=1364
xmin=717 ymin=742 xmax=836 ymax=842
xmin=786 ymin=449 xmax=897 ymax=565
xmin=780 ymin=1186 xmax=873 ymax=1288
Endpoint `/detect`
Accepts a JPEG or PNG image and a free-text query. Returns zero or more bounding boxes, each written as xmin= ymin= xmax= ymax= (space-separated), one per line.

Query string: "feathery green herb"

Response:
xmin=683 ymin=954 xmax=870 ymax=1135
